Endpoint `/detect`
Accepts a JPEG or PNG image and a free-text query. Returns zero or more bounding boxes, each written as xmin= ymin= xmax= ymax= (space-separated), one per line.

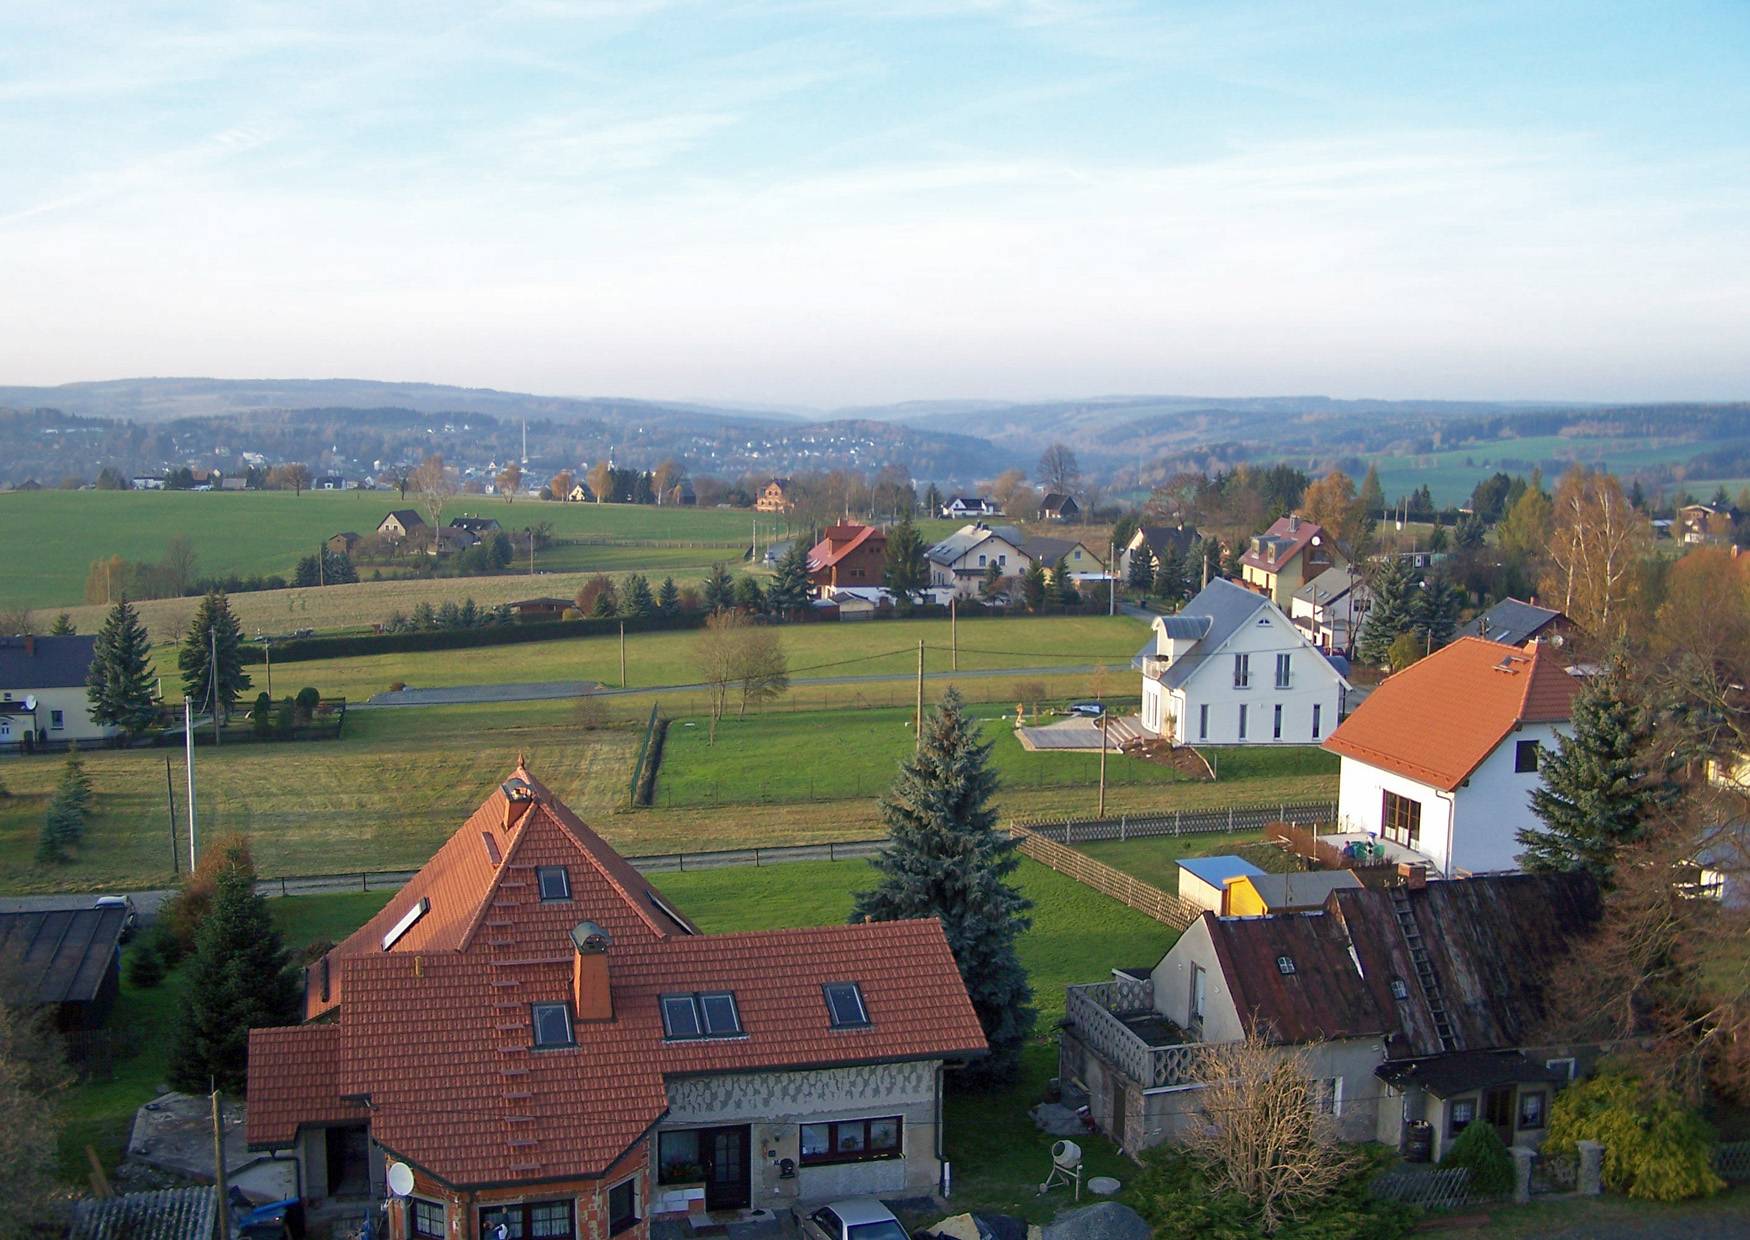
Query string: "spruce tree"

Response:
xmin=1358 ymin=464 xmax=1385 ymax=535
xmin=590 ymin=579 xmax=619 ymax=618
xmin=1154 ymin=545 xmax=1186 ymax=604
xmin=36 ymin=749 xmax=91 ymax=862
xmin=766 ymin=542 xmax=813 ymax=616
xmin=48 ymin=614 xmax=74 ymax=636
xmin=1020 ymin=562 xmax=1048 ymax=612
xmin=87 ymin=597 xmax=158 ymax=738
xmin=851 ymin=689 xmax=1035 ymax=1083
xmin=981 ymin=558 xmax=1002 ymax=599
xmin=1519 ymin=658 xmax=1668 ymax=882
xmin=1053 ymin=556 xmax=1078 ymax=607
xmin=1415 ymin=574 xmax=1462 ymax=649
xmin=733 ymin=574 xmax=764 ymax=612
xmin=1126 ymin=547 xmax=1154 ymax=594
xmin=882 ymin=517 xmax=929 ymax=607
xmin=178 ymin=591 xmax=251 ymax=719
xmin=170 ymin=843 xmax=300 ymax=1093
xmin=620 ymin=574 xmax=654 ymax=619
xmin=1357 ymin=558 xmax=1417 ymax=667
xmin=703 ymin=563 xmax=735 ymax=613
xmin=657 ymin=576 xmax=680 ymax=616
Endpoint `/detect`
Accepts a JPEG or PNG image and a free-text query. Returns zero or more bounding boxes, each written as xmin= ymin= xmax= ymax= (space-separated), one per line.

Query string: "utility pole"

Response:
xmin=1108 ymin=540 xmax=1116 ymax=616
xmin=183 ymin=697 xmax=198 ymax=870
xmin=210 ymin=625 xmax=221 ymax=746
xmin=165 ymin=753 xmax=179 ymax=878
xmin=1097 ymin=713 xmax=1109 ymax=818
xmin=529 ymin=531 xmax=535 ymax=576
xmin=263 ymin=641 xmax=272 ymax=697
xmin=210 ymin=1089 xmax=231 ymax=1240
xmin=620 ymin=622 xmax=627 ymax=688
xmin=950 ymin=598 xmax=957 ymax=671
xmin=317 ymin=543 xmax=324 ymax=587
xmin=915 ymin=640 xmax=925 ymax=751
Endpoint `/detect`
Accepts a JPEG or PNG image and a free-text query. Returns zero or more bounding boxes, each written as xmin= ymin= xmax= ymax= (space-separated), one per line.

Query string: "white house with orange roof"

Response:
xmin=1323 ymin=637 xmax=1581 ymax=876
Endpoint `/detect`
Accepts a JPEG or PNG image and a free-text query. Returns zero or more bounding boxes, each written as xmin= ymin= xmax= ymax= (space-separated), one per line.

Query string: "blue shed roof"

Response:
xmin=1177 ymin=854 xmax=1267 ymax=888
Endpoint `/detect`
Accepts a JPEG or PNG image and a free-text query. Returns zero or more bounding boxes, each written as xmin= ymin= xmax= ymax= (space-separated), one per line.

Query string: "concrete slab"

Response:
xmin=124 ymin=1090 xmax=291 ymax=1202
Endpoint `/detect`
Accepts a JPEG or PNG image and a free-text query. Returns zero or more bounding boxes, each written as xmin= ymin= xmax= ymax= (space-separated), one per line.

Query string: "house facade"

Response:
xmin=1134 ymin=579 xmax=1348 ymax=746
xmin=1239 ymin=515 xmax=1348 ymax=610
xmin=1324 ymin=637 xmax=1580 ymax=876
xmin=1678 ymin=503 xmax=1741 ymax=545
xmin=925 ymin=524 xmax=1027 ymax=598
xmin=939 ymin=496 xmax=999 ymax=519
xmin=1119 ymin=524 xmax=1199 ymax=584
xmin=377 ymin=510 xmax=427 ymax=541
xmin=806 ymin=524 xmax=888 ymax=593
xmin=0 ymin=635 xmax=118 ymax=749
xmin=755 ymin=479 xmax=794 ymax=513
xmin=1059 ymin=872 xmax=1600 ymax=1162
xmin=1018 ymin=536 xmax=1103 ymax=581
xmin=1039 ymin=493 xmax=1080 ymax=522
xmin=247 ymin=767 xmax=984 ymax=1239
xmin=1290 ymin=566 xmax=1368 ymax=655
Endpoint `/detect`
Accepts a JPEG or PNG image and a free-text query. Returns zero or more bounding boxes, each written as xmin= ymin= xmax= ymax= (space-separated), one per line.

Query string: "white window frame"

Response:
xmin=50 ymin=709 xmax=65 ymax=731
xmin=1275 ymin=652 xmax=1292 ymax=689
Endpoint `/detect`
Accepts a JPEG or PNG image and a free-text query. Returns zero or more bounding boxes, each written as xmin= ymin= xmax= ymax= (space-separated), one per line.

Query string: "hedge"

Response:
xmin=239 ymin=611 xmax=711 ymax=664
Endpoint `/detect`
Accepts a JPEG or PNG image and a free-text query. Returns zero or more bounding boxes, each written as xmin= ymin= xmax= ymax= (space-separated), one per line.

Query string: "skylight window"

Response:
xmin=380 ymin=897 xmax=430 ymax=951
xmin=1390 ymin=978 xmax=1409 ymax=1001
xmin=824 ymin=982 xmax=870 ymax=1028
xmin=646 ymin=890 xmax=694 ymax=934
xmin=531 ymin=1002 xmax=574 ymax=1048
xmin=1276 ymin=956 xmax=1297 ymax=975
xmin=661 ymin=991 xmax=742 ymax=1039
xmin=537 ymin=866 xmax=571 ymax=901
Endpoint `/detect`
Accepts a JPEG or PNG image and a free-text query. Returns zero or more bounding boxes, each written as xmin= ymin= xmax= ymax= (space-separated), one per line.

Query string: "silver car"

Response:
xmin=796 ymin=1198 xmax=910 ymax=1240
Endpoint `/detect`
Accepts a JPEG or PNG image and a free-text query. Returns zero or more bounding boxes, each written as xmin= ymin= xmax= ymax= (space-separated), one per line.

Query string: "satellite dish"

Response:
xmin=23 ymin=695 xmax=36 ymax=711
xmin=387 ymin=1161 xmax=415 ymax=1197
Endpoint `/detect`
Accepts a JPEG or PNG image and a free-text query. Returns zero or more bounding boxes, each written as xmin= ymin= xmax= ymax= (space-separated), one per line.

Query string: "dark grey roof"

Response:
xmin=449 ymin=516 xmax=502 ymax=532
xmin=381 ymin=508 xmax=425 ymax=527
xmin=1158 ymin=615 xmax=1212 ymax=640
xmin=1040 ymin=492 xmax=1078 ymax=511
xmin=1243 ymin=870 xmax=1364 ymax=910
xmin=1293 ymin=565 xmax=1361 ymax=606
xmin=1021 ymin=535 xmax=1095 ymax=565
xmin=1155 ymin=579 xmax=1269 ymax=690
xmin=1376 ymin=1050 xmax=1568 ymax=1100
xmin=71 ymin=1187 xmax=218 ymax=1240
xmin=1455 ymin=598 xmax=1563 ymax=645
xmin=0 ymin=634 xmax=98 ymax=689
xmin=1136 ymin=524 xmax=1198 ymax=557
xmin=0 ymin=906 xmax=126 ymax=1004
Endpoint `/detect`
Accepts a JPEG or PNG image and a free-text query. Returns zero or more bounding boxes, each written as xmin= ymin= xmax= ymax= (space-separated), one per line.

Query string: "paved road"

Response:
xmin=360 ymin=663 xmax=1116 ymax=707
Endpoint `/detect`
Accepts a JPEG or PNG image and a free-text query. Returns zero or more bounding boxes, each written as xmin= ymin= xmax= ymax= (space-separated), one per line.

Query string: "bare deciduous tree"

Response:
xmin=733 ymin=625 xmax=789 ymax=718
xmin=695 ymin=610 xmax=743 ymax=744
xmin=549 ymin=470 xmax=575 ymax=502
xmin=0 ymin=978 xmax=70 ymax=1232
xmin=1544 ymin=467 xmax=1651 ymax=638
xmin=496 ymin=461 xmax=523 ymax=501
xmin=588 ymin=461 xmax=615 ymax=504
xmin=1037 ymin=443 xmax=1081 ymax=495
xmin=652 ymin=458 xmax=685 ymax=506
xmin=266 ymin=463 xmax=311 ymax=495
xmin=990 ymin=469 xmax=1038 ymax=520
xmin=411 ymin=454 xmax=457 ymax=529
xmin=1181 ymin=1033 xmax=1359 ymax=1232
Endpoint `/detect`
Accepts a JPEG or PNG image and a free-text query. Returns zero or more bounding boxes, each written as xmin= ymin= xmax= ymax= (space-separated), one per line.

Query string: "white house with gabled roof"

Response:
xmin=1135 ymin=578 xmax=1348 ymax=746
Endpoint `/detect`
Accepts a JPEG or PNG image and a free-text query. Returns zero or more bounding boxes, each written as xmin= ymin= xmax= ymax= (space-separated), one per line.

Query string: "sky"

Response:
xmin=1 ymin=0 xmax=1747 ymax=407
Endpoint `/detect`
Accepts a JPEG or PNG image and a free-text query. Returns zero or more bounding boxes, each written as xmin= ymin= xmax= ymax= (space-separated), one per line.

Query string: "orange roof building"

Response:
xmin=247 ymin=766 xmax=985 ymax=1236
xmin=1324 ymin=637 xmax=1581 ymax=876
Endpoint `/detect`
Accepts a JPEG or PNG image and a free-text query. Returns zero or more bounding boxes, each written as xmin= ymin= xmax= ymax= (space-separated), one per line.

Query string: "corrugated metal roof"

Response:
xmin=1244 ymin=870 xmax=1364 ymax=910
xmin=0 ymin=906 xmax=125 ymax=1004
xmin=70 ymin=1187 xmax=218 ymax=1240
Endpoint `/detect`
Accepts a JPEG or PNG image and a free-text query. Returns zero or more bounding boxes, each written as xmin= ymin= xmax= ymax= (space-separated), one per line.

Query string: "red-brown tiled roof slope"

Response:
xmin=807 ymin=523 xmax=883 ymax=572
xmin=246 ymin=1024 xmax=367 ymax=1147
xmin=1240 ymin=515 xmax=1329 ymax=574
xmin=1323 ymin=637 xmax=1579 ymax=791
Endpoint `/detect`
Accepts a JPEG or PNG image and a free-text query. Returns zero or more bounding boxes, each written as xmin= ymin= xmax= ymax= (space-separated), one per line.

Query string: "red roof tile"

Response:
xmin=245 ymin=1024 xmax=368 ymax=1147
xmin=1240 ymin=515 xmax=1330 ymax=574
xmin=1323 ymin=637 xmax=1580 ymax=791
xmin=252 ymin=765 xmax=986 ymax=1187
xmin=807 ymin=523 xmax=885 ymax=572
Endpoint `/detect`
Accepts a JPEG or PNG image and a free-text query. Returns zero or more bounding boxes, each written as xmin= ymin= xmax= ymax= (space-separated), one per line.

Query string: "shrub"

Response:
xmin=1544 ymin=1070 xmax=1724 ymax=1201
xmin=251 ymin=691 xmax=274 ymax=738
xmin=1135 ymin=1145 xmax=1411 ymax=1240
xmin=145 ymin=920 xmax=185 ymax=969
xmin=126 ymin=940 xmax=165 ymax=988
xmin=1439 ymin=1118 xmax=1515 ymax=1196
xmin=159 ymin=832 xmax=256 ymax=958
xmin=275 ymin=697 xmax=294 ymax=737
xmin=1387 ymin=630 xmax=1424 ymax=672
xmin=294 ymin=687 xmax=320 ymax=721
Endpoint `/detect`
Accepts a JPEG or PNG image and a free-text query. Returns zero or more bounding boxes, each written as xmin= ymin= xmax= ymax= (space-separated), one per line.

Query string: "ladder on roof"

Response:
xmin=1390 ymin=885 xmax=1461 ymax=1053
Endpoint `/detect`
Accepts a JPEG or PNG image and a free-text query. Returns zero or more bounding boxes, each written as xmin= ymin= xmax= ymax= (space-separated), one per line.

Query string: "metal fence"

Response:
xmin=1369 ymin=1164 xmax=1474 ymax=1210
xmin=1718 ymin=1141 xmax=1750 ymax=1183
xmin=1009 ymin=801 xmax=1338 ymax=845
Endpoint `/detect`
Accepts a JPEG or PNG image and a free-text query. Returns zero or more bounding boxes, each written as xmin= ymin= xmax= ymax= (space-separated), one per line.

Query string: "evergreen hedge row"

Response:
xmin=240 ymin=611 xmax=711 ymax=664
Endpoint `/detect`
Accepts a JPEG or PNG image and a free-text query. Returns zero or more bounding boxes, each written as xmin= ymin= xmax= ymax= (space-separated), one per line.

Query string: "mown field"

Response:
xmin=150 ymin=613 xmax=1149 ymax=702
xmin=64 ymin=858 xmax=1170 ymax=1222
xmin=0 ymin=490 xmax=821 ymax=612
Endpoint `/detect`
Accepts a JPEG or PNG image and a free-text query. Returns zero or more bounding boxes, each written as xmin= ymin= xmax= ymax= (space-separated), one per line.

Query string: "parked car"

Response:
xmin=93 ymin=894 xmax=138 ymax=942
xmin=233 ymin=1195 xmax=306 ymax=1239
xmin=1068 ymin=701 xmax=1106 ymax=718
xmin=796 ymin=1198 xmax=910 ymax=1240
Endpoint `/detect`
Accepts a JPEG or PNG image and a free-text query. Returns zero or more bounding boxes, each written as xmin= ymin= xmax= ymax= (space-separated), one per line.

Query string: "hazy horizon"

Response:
xmin=4 ymin=2 xmax=1748 ymax=405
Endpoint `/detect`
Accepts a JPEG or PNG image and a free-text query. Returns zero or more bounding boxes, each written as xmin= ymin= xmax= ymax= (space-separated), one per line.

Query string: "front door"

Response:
xmin=702 ymin=1125 xmax=750 ymax=1211
xmin=1483 ymin=1086 xmax=1516 ymax=1148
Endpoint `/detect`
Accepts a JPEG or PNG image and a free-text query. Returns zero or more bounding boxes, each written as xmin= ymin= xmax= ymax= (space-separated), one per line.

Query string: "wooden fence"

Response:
xmin=1009 ymin=825 xmax=1203 ymax=928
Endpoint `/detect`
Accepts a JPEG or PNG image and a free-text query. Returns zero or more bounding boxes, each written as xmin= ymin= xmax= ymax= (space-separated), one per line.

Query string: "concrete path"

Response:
xmin=361 ymin=663 xmax=1112 ymax=707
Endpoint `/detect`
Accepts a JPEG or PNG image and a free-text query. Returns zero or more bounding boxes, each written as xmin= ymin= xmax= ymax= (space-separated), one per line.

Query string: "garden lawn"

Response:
xmin=1074 ymin=829 xmax=1292 ymax=890
xmin=654 ymin=703 xmax=1182 ymax=808
xmin=155 ymin=613 xmax=1148 ymax=702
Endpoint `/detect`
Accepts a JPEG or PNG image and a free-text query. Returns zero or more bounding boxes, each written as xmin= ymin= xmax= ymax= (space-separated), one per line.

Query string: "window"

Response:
xmin=1447 ymin=1097 xmax=1476 ymax=1138
xmin=824 ymin=982 xmax=870 ymax=1028
xmin=1199 ymin=704 xmax=1208 ymax=740
xmin=530 ymin=1002 xmax=574 ymax=1048
xmin=978 ymin=554 xmax=986 ymax=567
xmin=799 ymin=1116 xmax=903 ymax=1166
xmin=1273 ymin=704 xmax=1282 ymax=740
xmin=536 ymin=866 xmax=571 ymax=901
xmin=661 ymin=991 xmax=742 ymax=1039
xmin=1390 ymin=977 xmax=1409 ymax=1001
xmin=1518 ymin=1090 xmax=1547 ymax=1130
xmin=49 ymin=709 xmax=64 ymax=730
xmin=1381 ymin=790 xmax=1422 ymax=847
xmin=658 ymin=1130 xmax=701 ymax=1183
xmin=1515 ymin=740 xmax=1540 ymax=773
xmin=1275 ymin=653 xmax=1291 ymax=689
xmin=1545 ymin=1057 xmax=1577 ymax=1082
xmin=1238 ymin=704 xmax=1247 ymax=740
xmin=480 ymin=1200 xmax=575 ymax=1240
xmin=1233 ymin=653 xmax=1251 ymax=688
xmin=411 ymin=1200 xmax=446 ymax=1239
xmin=607 ymin=1176 xmax=641 ymax=1235
xmin=1276 ymin=955 xmax=1296 ymax=975
xmin=1314 ymin=1077 xmax=1343 ymax=1116
xmin=1189 ymin=964 xmax=1206 ymax=1021
xmin=1312 ymin=702 xmax=1322 ymax=739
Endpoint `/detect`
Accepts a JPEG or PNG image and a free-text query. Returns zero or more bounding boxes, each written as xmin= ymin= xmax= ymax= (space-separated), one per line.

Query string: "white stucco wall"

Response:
xmin=1150 ymin=918 xmax=1243 ymax=1043
xmin=1335 ymin=719 xmax=1569 ymax=875
xmin=0 ymin=685 xmax=116 ymax=744
xmin=1174 ymin=606 xmax=1345 ymax=746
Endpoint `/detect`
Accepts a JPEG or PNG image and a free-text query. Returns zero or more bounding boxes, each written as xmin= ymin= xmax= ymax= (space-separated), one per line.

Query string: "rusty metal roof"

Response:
xmin=70 ymin=1188 xmax=217 ymax=1240
xmin=0 ymin=906 xmax=125 ymax=1005
xmin=1204 ymin=910 xmax=1386 ymax=1044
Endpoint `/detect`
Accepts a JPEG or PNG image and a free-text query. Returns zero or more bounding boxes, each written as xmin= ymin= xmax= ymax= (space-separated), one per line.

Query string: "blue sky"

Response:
xmin=2 ymin=1 xmax=1746 ymax=405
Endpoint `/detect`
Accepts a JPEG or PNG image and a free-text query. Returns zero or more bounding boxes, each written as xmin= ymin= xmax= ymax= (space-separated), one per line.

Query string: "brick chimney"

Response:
xmin=23 ymin=635 xmax=34 ymax=657
xmin=500 ymin=777 xmax=535 ymax=831
xmin=570 ymin=921 xmax=613 ymax=1022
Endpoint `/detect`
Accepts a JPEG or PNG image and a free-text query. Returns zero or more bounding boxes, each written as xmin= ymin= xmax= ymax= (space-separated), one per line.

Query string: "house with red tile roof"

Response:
xmin=247 ymin=766 xmax=985 ymax=1237
xmin=1239 ymin=514 xmax=1348 ymax=610
xmin=806 ymin=523 xmax=888 ymax=593
xmin=1323 ymin=637 xmax=1582 ymax=876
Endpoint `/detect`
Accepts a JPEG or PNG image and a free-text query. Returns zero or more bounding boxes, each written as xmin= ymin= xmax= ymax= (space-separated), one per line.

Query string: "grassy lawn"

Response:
xmin=654 ymin=702 xmax=1183 ymax=808
xmin=1074 ymin=829 xmax=1303 ymax=889
xmin=156 ymin=613 xmax=1147 ymax=702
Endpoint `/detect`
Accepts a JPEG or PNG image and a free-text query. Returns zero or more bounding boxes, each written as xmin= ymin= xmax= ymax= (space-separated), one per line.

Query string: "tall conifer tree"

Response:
xmin=87 ymin=597 xmax=158 ymax=737
xmin=178 ymin=591 xmax=251 ymax=718
xmin=852 ymin=689 xmax=1035 ymax=1083
xmin=882 ymin=516 xmax=929 ymax=608
xmin=767 ymin=541 xmax=813 ymax=616
xmin=1357 ymin=558 xmax=1417 ymax=667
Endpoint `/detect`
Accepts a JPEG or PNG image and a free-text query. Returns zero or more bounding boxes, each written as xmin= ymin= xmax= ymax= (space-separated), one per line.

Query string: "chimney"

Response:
xmin=501 ymin=777 xmax=535 ymax=831
xmin=570 ymin=921 xmax=613 ymax=1022
xmin=23 ymin=636 xmax=34 ymax=657
xmin=1288 ymin=514 xmax=1301 ymax=533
